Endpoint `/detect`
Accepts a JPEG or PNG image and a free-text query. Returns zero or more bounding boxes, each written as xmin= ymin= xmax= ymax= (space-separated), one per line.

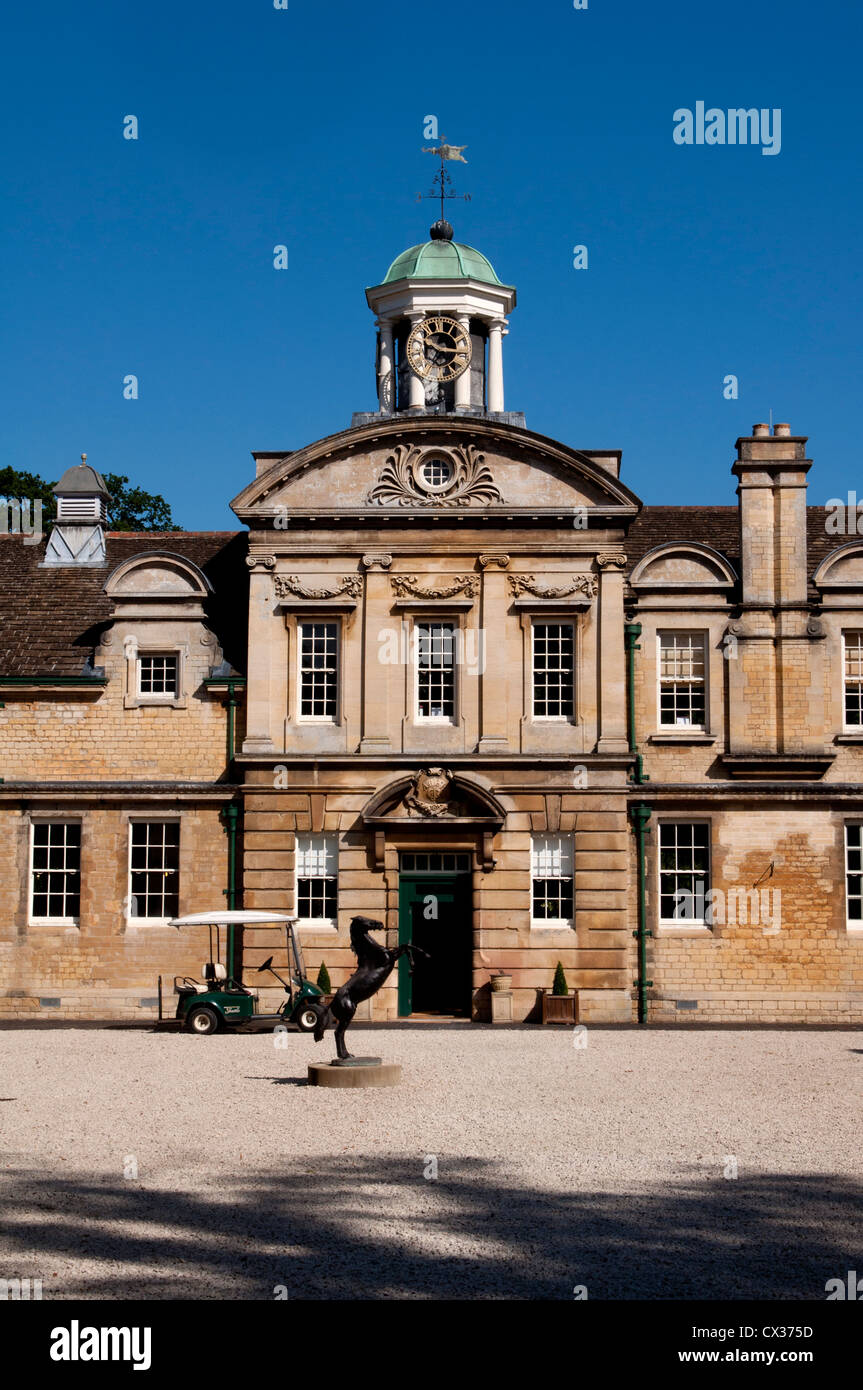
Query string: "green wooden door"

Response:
xmin=398 ymin=874 xmax=473 ymax=1017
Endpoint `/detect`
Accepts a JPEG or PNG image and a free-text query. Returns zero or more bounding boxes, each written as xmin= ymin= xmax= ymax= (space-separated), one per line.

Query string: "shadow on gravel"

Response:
xmin=0 ymin=1161 xmax=859 ymax=1301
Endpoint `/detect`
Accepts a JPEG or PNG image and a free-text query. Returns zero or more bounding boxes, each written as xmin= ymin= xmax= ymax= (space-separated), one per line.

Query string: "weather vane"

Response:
xmin=417 ymin=137 xmax=471 ymax=224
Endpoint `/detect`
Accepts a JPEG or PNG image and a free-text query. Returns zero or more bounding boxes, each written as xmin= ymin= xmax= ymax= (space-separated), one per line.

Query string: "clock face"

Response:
xmin=406 ymin=315 xmax=472 ymax=382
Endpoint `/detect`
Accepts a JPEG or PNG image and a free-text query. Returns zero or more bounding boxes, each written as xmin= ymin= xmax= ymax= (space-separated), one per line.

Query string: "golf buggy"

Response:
xmin=157 ymin=910 xmax=326 ymax=1036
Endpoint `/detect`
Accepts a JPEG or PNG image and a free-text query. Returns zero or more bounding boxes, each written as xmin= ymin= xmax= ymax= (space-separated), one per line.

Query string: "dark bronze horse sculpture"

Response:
xmin=313 ymin=915 xmax=427 ymax=1060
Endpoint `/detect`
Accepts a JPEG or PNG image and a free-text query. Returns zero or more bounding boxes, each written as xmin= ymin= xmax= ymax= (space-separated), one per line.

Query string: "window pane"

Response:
xmin=30 ymin=822 xmax=81 ymax=920
xmin=533 ymin=624 xmax=574 ymax=718
xmin=417 ymin=623 xmax=455 ymax=719
xmin=846 ymin=824 xmax=863 ymax=927
xmin=139 ymin=654 xmax=178 ymax=696
xmin=658 ymin=822 xmax=711 ymax=923
xmin=844 ymin=634 xmax=863 ymax=726
xmin=299 ymin=623 xmax=338 ymax=719
xmin=129 ymin=822 xmax=180 ymax=919
xmin=296 ymin=833 xmax=338 ymax=919
xmin=659 ymin=633 xmax=707 ymax=727
xmin=531 ymin=835 xmax=574 ymax=923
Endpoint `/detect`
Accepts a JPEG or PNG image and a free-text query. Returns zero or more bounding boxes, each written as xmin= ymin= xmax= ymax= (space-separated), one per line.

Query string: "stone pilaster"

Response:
xmin=359 ymin=554 xmax=393 ymax=752
xmin=477 ymin=553 xmax=510 ymax=752
xmin=596 ymin=553 xmax=629 ymax=754
xmin=243 ymin=557 xmax=278 ymax=753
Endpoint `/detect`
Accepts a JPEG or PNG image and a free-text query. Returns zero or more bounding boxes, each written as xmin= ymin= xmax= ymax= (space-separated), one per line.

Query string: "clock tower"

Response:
xmin=363 ymin=219 xmax=518 ymax=420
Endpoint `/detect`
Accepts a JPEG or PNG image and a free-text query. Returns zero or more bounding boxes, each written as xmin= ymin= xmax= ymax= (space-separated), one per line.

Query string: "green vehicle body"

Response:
xmin=160 ymin=911 xmax=329 ymax=1036
xmin=173 ymin=977 xmax=324 ymax=1032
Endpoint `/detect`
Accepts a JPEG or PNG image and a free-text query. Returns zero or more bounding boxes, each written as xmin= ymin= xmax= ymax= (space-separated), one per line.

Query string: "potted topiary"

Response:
xmin=316 ymin=961 xmax=334 ymax=1005
xmin=541 ymin=960 xmax=578 ymax=1024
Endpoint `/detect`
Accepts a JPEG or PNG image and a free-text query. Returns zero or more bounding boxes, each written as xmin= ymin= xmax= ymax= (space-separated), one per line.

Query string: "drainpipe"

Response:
xmin=624 ymin=621 xmax=652 ymax=1023
xmin=630 ymin=803 xmax=653 ymax=1025
xmin=226 ymin=679 xmax=239 ymax=765
xmin=216 ymin=678 xmax=242 ymax=976
xmin=221 ymin=803 xmax=239 ymax=978
xmin=624 ymin=622 xmax=647 ymax=786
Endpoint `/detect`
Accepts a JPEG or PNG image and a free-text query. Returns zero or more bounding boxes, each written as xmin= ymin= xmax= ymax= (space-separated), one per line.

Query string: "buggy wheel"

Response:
xmin=186 ymin=1005 xmax=221 ymax=1035
xmin=294 ymin=1005 xmax=322 ymax=1033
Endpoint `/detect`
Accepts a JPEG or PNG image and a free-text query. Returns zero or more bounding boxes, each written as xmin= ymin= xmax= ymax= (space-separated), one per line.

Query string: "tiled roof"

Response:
xmin=0 ymin=509 xmax=846 ymax=677
xmin=0 ymin=532 xmax=248 ymax=677
xmin=624 ymin=507 xmax=740 ymax=572
xmin=626 ymin=506 xmax=836 ymax=601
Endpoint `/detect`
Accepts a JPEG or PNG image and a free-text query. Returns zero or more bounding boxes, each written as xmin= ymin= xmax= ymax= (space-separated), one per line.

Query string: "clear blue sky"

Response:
xmin=2 ymin=0 xmax=860 ymax=528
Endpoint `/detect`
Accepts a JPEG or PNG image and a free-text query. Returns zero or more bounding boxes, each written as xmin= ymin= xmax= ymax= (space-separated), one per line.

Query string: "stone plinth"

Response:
xmin=308 ymin=1060 xmax=401 ymax=1088
xmin=490 ymin=990 xmax=513 ymax=1023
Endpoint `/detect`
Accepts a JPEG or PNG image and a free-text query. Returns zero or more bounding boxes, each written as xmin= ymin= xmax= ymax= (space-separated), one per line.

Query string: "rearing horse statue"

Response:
xmin=313 ymin=915 xmax=427 ymax=1060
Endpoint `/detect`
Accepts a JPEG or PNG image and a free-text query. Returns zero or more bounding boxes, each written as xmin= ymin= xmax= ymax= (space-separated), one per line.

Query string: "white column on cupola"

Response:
xmin=487 ymin=317 xmax=507 ymax=412
xmin=407 ymin=313 xmax=426 ymax=408
xmin=376 ymin=317 xmax=395 ymax=412
xmin=454 ymin=313 xmax=472 ymax=410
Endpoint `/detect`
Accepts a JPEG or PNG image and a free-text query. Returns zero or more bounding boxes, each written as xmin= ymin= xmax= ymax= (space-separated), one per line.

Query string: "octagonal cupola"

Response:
xmin=364 ymin=219 xmax=517 ymax=420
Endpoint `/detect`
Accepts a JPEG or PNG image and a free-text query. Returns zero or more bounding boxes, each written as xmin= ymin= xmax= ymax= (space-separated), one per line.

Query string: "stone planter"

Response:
xmin=491 ymin=973 xmax=512 ymax=992
xmin=540 ymin=990 xmax=578 ymax=1024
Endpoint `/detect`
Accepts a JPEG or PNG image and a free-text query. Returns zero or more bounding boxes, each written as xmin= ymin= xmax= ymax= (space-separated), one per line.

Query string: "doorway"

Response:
xmin=397 ymin=854 xmax=473 ymax=1017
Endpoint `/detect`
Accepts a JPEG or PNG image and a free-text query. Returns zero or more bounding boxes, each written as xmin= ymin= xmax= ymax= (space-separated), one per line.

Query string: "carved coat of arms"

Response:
xmin=403 ymin=767 xmax=461 ymax=818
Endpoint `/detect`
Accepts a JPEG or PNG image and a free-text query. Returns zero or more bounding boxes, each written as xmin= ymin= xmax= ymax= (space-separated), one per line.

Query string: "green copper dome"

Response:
xmin=381 ymin=238 xmax=502 ymax=286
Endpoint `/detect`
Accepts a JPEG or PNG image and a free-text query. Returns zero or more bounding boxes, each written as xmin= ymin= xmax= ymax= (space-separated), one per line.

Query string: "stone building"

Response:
xmin=1 ymin=222 xmax=861 ymax=1024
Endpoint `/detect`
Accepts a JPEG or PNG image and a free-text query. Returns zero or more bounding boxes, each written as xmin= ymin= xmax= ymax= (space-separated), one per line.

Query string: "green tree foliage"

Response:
xmin=0 ymin=466 xmax=179 ymax=531
xmin=0 ymin=467 xmax=55 ymax=515
xmin=552 ymin=960 xmax=568 ymax=996
xmin=316 ymin=961 xmax=332 ymax=994
xmin=102 ymin=473 xmax=178 ymax=532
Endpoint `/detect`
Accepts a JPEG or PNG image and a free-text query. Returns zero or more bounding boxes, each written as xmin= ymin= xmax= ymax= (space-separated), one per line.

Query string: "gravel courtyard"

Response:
xmin=0 ymin=1026 xmax=860 ymax=1300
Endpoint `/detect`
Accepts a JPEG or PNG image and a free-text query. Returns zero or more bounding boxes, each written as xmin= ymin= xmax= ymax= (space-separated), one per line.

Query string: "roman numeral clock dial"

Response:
xmin=406 ymin=315 xmax=472 ymax=383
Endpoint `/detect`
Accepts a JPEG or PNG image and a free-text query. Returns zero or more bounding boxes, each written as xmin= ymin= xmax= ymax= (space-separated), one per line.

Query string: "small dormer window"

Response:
xmin=138 ymin=653 xmax=179 ymax=700
xmin=125 ymin=646 xmax=185 ymax=708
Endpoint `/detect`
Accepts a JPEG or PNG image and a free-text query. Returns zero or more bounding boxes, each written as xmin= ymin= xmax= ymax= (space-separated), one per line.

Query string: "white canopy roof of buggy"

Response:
xmin=169 ymin=911 xmax=299 ymax=927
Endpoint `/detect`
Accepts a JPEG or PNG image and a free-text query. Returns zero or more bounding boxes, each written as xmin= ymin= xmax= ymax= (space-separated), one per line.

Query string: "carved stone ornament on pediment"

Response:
xmin=273 ymin=574 xmax=363 ymax=600
xmin=246 ymin=554 xmax=277 ymax=571
xmin=508 ymin=574 xmax=598 ymax=599
xmin=391 ymin=575 xmax=479 ymax=599
xmin=366 ymin=444 xmax=504 ymax=508
xmin=402 ymin=767 xmax=463 ymax=819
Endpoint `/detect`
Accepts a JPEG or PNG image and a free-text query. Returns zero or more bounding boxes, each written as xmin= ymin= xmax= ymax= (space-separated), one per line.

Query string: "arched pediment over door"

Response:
xmin=362 ymin=769 xmax=507 ymax=872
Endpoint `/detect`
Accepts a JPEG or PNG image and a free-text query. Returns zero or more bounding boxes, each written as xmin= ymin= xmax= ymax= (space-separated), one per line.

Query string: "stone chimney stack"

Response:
xmin=732 ymin=423 xmax=810 ymax=608
xmin=725 ymin=424 xmax=831 ymax=777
